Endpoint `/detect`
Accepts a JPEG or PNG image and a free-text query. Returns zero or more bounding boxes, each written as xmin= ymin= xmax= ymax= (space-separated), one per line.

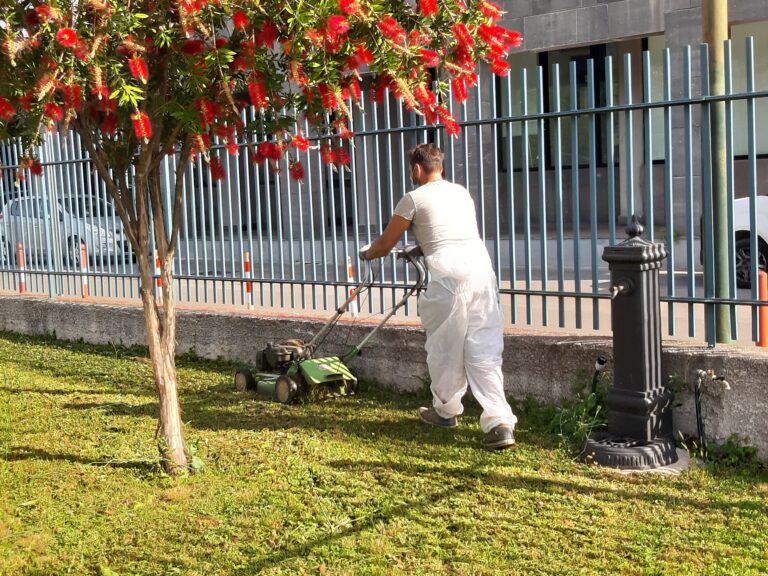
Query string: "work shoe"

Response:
xmin=483 ymin=425 xmax=516 ymax=450
xmin=418 ymin=407 xmax=458 ymax=429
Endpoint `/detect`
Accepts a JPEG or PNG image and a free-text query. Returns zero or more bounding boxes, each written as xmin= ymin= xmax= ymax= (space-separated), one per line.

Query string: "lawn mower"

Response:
xmin=234 ymin=244 xmax=426 ymax=403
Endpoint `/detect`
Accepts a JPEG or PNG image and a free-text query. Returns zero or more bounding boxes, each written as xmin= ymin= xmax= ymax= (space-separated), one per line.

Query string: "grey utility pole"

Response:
xmin=702 ymin=0 xmax=731 ymax=344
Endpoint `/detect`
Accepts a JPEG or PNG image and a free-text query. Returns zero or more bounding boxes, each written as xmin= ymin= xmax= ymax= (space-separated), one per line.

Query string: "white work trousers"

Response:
xmin=419 ymin=243 xmax=517 ymax=433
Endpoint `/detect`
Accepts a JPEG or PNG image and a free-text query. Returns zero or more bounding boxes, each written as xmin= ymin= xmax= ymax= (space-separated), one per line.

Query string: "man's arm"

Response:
xmin=362 ymin=215 xmax=411 ymax=259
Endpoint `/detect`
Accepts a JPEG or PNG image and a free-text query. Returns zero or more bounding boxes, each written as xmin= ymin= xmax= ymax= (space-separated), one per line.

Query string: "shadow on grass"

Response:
xmin=2 ymin=446 xmax=159 ymax=473
xmin=331 ymin=458 xmax=768 ymax=515
xmin=61 ymin=401 xmax=157 ymax=418
xmin=236 ymin=457 xmax=768 ymax=574
xmin=235 ymin=475 xmax=477 ymax=575
xmin=0 ymin=385 xmax=152 ymax=398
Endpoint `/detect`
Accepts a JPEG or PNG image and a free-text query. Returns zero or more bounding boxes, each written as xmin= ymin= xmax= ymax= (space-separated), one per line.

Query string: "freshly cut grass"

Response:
xmin=0 ymin=332 xmax=766 ymax=576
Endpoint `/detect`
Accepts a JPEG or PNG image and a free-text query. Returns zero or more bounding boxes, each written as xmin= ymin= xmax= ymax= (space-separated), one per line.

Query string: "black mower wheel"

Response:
xmin=345 ymin=379 xmax=359 ymax=396
xmin=275 ymin=375 xmax=299 ymax=404
xmin=234 ymin=368 xmax=256 ymax=392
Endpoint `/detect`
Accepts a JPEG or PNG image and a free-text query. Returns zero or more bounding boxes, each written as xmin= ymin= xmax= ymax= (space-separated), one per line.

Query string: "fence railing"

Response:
xmin=1 ymin=40 xmax=766 ymax=347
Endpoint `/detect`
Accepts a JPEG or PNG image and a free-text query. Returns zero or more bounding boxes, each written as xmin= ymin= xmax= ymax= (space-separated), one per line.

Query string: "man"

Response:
xmin=361 ymin=143 xmax=517 ymax=450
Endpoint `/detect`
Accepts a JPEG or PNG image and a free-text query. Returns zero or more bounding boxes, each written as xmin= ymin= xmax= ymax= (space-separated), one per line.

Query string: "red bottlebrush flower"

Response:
xmin=291 ymin=134 xmax=310 ymax=152
xmin=339 ymin=0 xmax=360 ymax=15
xmin=60 ymin=84 xmax=82 ymax=110
xmin=233 ymin=10 xmax=249 ymax=30
xmin=327 ymin=15 xmax=350 ymax=35
xmin=74 ymin=39 xmax=90 ymax=61
xmin=478 ymin=0 xmax=503 ymax=20
xmin=35 ymin=5 xmax=56 ymax=21
xmin=478 ymin=24 xmax=504 ymax=48
xmin=317 ymin=84 xmax=336 ymax=111
xmin=128 ymin=56 xmax=149 ymax=84
xmin=289 ymin=160 xmax=305 ymax=181
xmin=231 ymin=56 xmax=249 ymax=72
xmin=250 ymin=149 xmax=266 ymax=164
xmin=191 ymin=133 xmax=211 ymax=157
xmin=333 ymin=147 xmax=350 ymax=165
xmin=419 ymin=0 xmax=438 ymax=17
xmin=348 ymin=77 xmax=362 ymax=101
xmin=419 ymin=49 xmax=440 ymax=67
xmin=505 ymin=30 xmax=523 ymax=48
xmin=226 ymin=141 xmax=239 ymax=156
xmin=490 ymin=58 xmax=510 ymax=76
xmin=209 ymin=157 xmax=225 ymax=181
xmin=247 ymin=80 xmax=268 ymax=110
xmin=101 ymin=114 xmax=117 ymax=135
xmin=131 ymin=111 xmax=152 ymax=141
xmin=258 ymin=141 xmax=280 ymax=161
xmin=215 ymin=37 xmax=227 ymax=49
xmin=423 ymin=106 xmax=438 ymax=125
xmin=43 ymin=102 xmax=63 ymax=121
xmin=320 ymin=144 xmax=334 ymax=165
xmin=0 ymin=97 xmax=15 ymax=121
xmin=19 ymin=92 xmax=34 ymax=111
xmin=29 ymin=160 xmax=43 ymax=176
xmin=305 ymin=29 xmax=323 ymax=48
xmin=436 ymin=106 xmax=460 ymax=136
xmin=196 ymin=98 xmax=216 ymax=126
xmin=88 ymin=0 xmax=111 ymax=14
xmin=414 ymin=84 xmax=436 ymax=108
xmin=451 ymin=77 xmax=468 ymax=102
xmin=56 ymin=28 xmax=78 ymax=49
xmin=354 ymin=43 xmax=373 ymax=65
xmin=452 ymin=23 xmax=474 ymax=48
xmin=101 ymin=98 xmax=117 ymax=114
xmin=378 ymin=16 xmax=406 ymax=44
xmin=371 ymin=76 xmax=388 ymax=103
xmin=182 ymin=39 xmax=206 ymax=55
xmin=214 ymin=123 xmax=234 ymax=140
xmin=256 ymin=20 xmax=278 ymax=48
xmin=336 ymin=122 xmax=353 ymax=140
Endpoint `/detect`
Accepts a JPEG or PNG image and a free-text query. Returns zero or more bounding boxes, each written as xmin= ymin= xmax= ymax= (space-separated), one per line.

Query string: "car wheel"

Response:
xmin=734 ymin=237 xmax=768 ymax=289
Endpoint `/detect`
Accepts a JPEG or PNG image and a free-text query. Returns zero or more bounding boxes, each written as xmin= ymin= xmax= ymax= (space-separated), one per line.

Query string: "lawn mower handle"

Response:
xmin=341 ymin=244 xmax=427 ymax=362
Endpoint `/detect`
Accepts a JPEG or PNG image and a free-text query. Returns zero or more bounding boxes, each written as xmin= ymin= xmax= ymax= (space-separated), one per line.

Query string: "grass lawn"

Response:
xmin=0 ymin=332 xmax=766 ymax=576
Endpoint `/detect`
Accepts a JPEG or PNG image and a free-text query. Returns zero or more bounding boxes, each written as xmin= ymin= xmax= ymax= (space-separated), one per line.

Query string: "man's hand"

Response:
xmin=362 ymin=215 xmax=412 ymax=260
xmin=359 ymin=243 xmax=372 ymax=260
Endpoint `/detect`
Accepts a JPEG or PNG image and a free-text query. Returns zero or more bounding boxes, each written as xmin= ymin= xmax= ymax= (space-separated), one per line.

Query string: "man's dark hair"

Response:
xmin=408 ymin=143 xmax=444 ymax=174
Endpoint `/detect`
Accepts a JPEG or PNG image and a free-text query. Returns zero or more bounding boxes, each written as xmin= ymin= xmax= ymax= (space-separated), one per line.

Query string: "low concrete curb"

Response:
xmin=1 ymin=296 xmax=766 ymax=459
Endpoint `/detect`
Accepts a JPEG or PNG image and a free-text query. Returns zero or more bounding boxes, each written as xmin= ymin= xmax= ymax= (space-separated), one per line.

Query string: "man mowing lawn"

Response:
xmin=362 ymin=143 xmax=517 ymax=450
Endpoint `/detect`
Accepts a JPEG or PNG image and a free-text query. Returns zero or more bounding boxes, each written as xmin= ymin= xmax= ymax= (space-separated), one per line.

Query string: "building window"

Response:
xmin=497 ymin=43 xmax=620 ymax=171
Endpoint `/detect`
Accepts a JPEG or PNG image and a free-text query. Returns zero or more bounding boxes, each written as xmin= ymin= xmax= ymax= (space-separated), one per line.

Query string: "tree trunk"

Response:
xmin=137 ymin=246 xmax=188 ymax=473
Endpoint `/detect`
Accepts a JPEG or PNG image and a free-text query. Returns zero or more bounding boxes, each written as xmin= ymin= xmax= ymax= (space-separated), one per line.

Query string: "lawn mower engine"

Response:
xmin=260 ymin=339 xmax=310 ymax=372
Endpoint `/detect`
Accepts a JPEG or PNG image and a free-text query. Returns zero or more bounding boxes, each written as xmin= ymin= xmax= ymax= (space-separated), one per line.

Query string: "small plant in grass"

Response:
xmin=678 ymin=432 xmax=764 ymax=473
xmin=548 ymin=368 xmax=610 ymax=453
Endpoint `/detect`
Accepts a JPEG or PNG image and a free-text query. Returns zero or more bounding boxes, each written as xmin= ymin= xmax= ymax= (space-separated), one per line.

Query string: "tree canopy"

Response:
xmin=0 ymin=0 xmax=521 ymax=180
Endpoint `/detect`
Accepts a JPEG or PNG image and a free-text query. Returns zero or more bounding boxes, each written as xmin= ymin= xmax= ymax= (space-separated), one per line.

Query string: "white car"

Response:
xmin=0 ymin=195 xmax=131 ymax=268
xmin=733 ymin=196 xmax=767 ymax=289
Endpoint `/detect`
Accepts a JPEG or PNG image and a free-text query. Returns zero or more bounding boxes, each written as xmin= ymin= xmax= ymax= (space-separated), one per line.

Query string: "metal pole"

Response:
xmin=703 ymin=0 xmax=731 ymax=343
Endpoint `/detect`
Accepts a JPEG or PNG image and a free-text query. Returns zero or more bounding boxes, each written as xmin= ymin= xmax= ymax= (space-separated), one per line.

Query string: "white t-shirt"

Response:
xmin=393 ymin=180 xmax=481 ymax=257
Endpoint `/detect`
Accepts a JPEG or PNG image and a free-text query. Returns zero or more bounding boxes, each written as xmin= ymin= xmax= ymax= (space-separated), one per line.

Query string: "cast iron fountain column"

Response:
xmin=583 ymin=216 xmax=678 ymax=469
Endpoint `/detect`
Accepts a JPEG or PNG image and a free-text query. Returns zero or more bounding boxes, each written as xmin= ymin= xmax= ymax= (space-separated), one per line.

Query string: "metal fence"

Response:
xmin=1 ymin=40 xmax=767 ymax=347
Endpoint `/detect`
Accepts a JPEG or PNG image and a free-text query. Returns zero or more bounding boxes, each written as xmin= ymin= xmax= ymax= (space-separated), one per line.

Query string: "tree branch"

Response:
xmin=168 ymin=136 xmax=193 ymax=256
xmin=74 ymin=116 xmax=139 ymax=247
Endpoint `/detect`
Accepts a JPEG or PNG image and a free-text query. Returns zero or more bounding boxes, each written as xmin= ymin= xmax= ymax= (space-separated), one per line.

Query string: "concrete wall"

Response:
xmin=1 ymin=296 xmax=766 ymax=459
